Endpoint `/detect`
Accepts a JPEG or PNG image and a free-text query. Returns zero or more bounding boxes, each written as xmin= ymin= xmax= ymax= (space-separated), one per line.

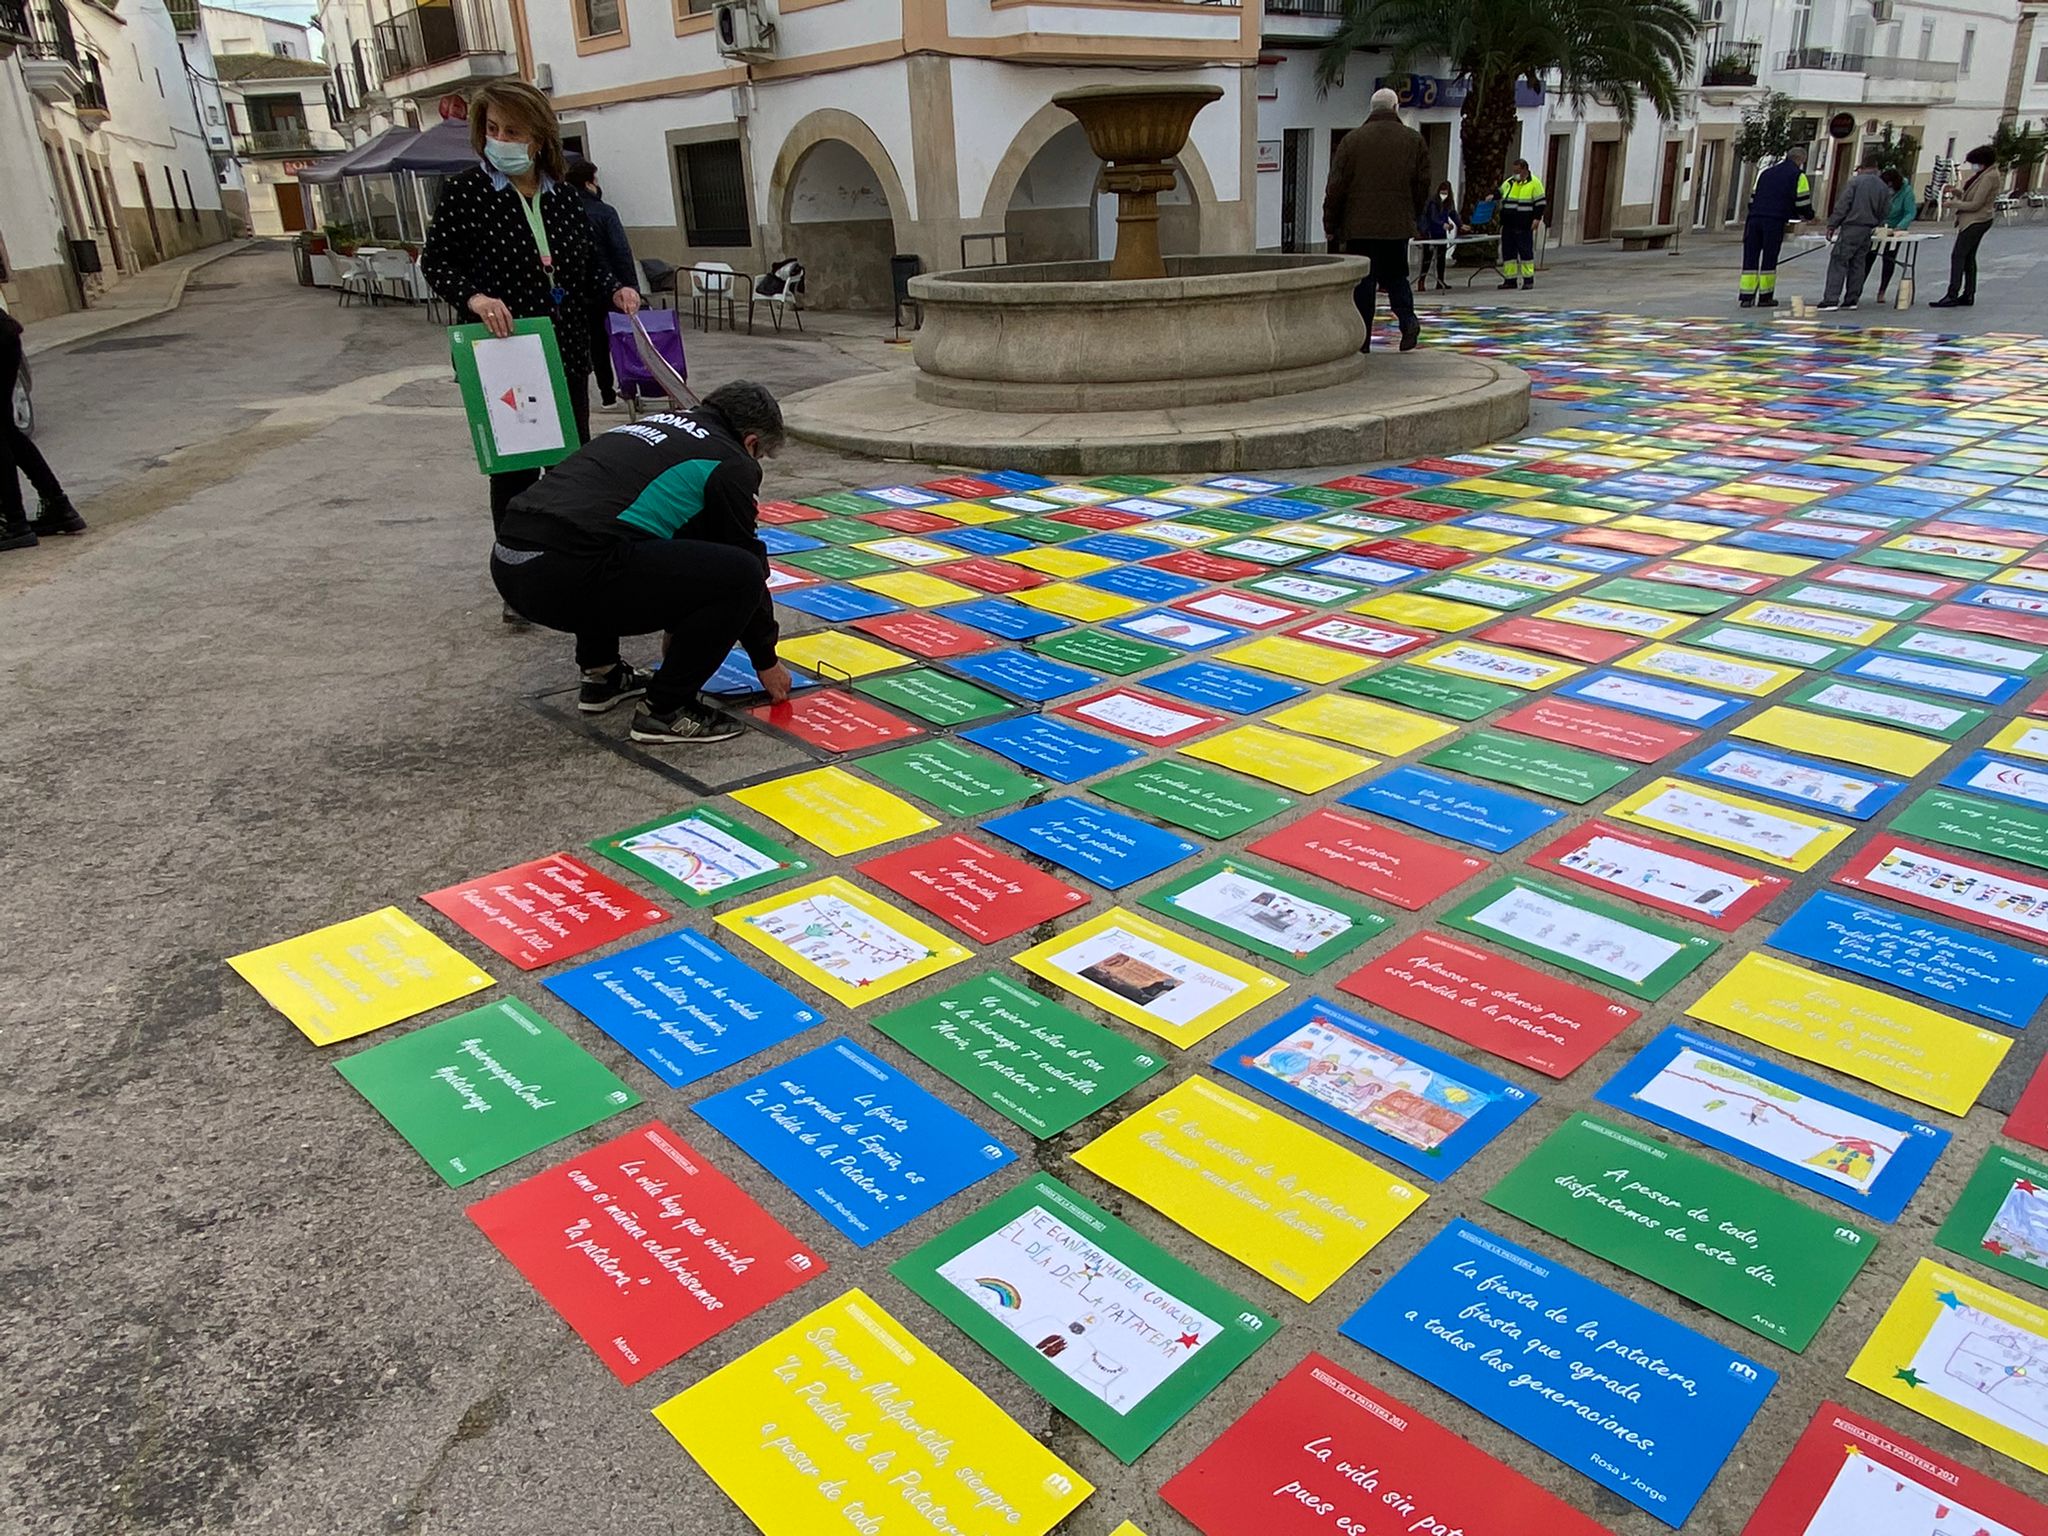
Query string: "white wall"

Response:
xmin=72 ymin=0 xmax=225 ymax=217
xmin=0 ymin=63 xmax=70 ymax=299
xmin=202 ymin=5 xmax=317 ymax=58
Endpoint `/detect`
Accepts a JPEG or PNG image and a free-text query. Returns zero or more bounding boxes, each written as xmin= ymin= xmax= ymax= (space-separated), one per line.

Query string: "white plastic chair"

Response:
xmin=689 ymin=262 xmax=739 ymax=331
xmin=336 ymin=252 xmax=380 ymax=307
xmin=369 ymin=248 xmax=418 ymax=305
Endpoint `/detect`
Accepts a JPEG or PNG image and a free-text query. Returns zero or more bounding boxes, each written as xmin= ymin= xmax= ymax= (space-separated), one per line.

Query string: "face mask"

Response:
xmin=485 ymin=139 xmax=533 ymax=177
xmin=1440 ymin=191 xmax=1452 ymax=201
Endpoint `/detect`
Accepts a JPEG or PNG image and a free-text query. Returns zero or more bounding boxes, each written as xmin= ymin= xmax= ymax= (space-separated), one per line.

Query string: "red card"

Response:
xmin=921 ymin=474 xmax=1007 ymax=498
xmin=746 ymin=689 xmax=922 ymax=753
xmin=1248 ymin=809 xmax=1485 ymax=909
xmin=1479 ymin=615 xmax=1641 ymax=663
xmin=857 ymin=508 xmax=953 ymax=533
xmin=1285 ymin=616 xmax=1432 ymax=657
xmin=1350 ymin=537 xmax=1471 ymax=570
xmin=1741 ymin=1400 xmax=2048 ymax=1536
xmin=1363 ymin=497 xmax=1468 ymax=523
xmin=1497 ymin=697 xmax=1696 ymax=762
xmin=1683 ymin=492 xmax=1797 ymax=517
xmin=1171 ymin=591 xmax=1312 ymax=630
xmin=1407 ymin=457 xmax=1481 ymax=476
xmin=1048 ymin=506 xmax=1148 ymax=530
xmin=756 ymin=499 xmax=823 ymax=524
xmin=1527 ymin=820 xmax=1785 ymax=931
xmin=857 ymin=833 xmax=1087 ymax=943
xmin=1054 ymin=688 xmax=1225 ymax=746
xmin=1320 ymin=474 xmax=1410 ymax=496
xmin=1835 ymin=836 xmax=2048 ymax=947
xmin=850 ymin=611 xmax=996 ymax=659
xmin=1631 ymin=559 xmax=1775 ymax=596
xmin=1163 ymin=1354 xmax=1616 ymax=1536
xmin=931 ymin=557 xmax=1047 ymax=593
xmin=1339 ymin=930 xmax=1638 ymax=1077
xmin=2006 ymin=1058 xmax=2048 ymax=1153
xmin=1920 ymin=518 xmax=2041 ymax=548
xmin=1564 ymin=526 xmax=1687 ymax=555
xmin=1927 ymin=600 xmax=2048 ymax=645
xmin=1144 ymin=550 xmax=1266 ymax=581
xmin=468 ymin=1123 xmax=824 ymax=1384
xmin=422 ymin=854 xmax=667 ymax=970
xmin=1522 ymin=458 xmax=1612 ymax=479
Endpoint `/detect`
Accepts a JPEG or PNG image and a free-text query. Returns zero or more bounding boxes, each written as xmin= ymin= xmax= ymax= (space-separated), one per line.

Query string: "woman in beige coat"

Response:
xmin=1930 ymin=144 xmax=2001 ymax=308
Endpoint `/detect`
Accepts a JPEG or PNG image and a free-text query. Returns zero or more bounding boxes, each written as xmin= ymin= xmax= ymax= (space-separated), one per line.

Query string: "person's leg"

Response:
xmin=1875 ymin=244 xmax=1897 ymax=298
xmin=1344 ymin=240 xmax=1378 ymax=348
xmin=1958 ymin=221 xmax=1987 ymax=301
xmin=565 ymin=371 xmax=591 ymax=446
xmin=589 ymin=314 xmax=616 ymax=406
xmin=488 ymin=469 xmax=541 ymax=534
xmin=1756 ymin=223 xmax=1785 ymax=305
xmin=0 ymin=421 xmax=33 ymax=549
xmin=1739 ymin=218 xmax=1762 ymax=304
xmin=1366 ymin=239 xmax=1418 ymax=340
xmin=1939 ymin=233 xmax=1971 ymax=301
xmin=1841 ymin=228 xmax=1873 ymax=304
xmin=634 ymin=541 xmax=775 ymax=712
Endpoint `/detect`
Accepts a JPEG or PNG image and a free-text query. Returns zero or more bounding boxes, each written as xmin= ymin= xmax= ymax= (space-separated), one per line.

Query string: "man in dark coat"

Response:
xmin=566 ymin=160 xmax=640 ymax=411
xmin=1323 ymin=87 xmax=1433 ymax=352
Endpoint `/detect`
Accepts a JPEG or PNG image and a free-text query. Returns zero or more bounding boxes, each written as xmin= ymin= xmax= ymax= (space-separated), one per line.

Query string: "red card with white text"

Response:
xmin=1322 ymin=474 xmax=1410 ymax=496
xmin=1144 ymin=550 xmax=1266 ymax=581
xmin=1248 ymin=808 xmax=1486 ymax=910
xmin=745 ymin=690 xmax=923 ymax=753
xmin=757 ymin=499 xmax=824 ymax=524
xmin=1565 ymin=526 xmax=1687 ymax=555
xmin=857 ymin=508 xmax=954 ymax=534
xmin=468 ymin=1122 xmax=824 ymax=1384
xmin=1479 ymin=615 xmax=1642 ymax=663
xmin=1055 ymin=688 xmax=1225 ymax=746
xmin=1527 ymin=820 xmax=1786 ymax=931
xmin=857 ymin=833 xmax=1089 ymax=943
xmin=1163 ymin=1354 xmax=1616 ymax=1536
xmin=2005 ymin=1060 xmax=2048 ymax=1154
xmin=933 ymin=557 xmax=1047 ymax=593
xmin=1740 ymin=1400 xmax=2048 ymax=1536
xmin=422 ymin=854 xmax=667 ymax=970
xmin=921 ymin=475 xmax=1007 ymax=498
xmin=1339 ymin=930 xmax=1638 ymax=1077
xmin=1366 ymin=497 xmax=1468 ymax=523
xmin=1049 ymin=506 xmax=1149 ymax=530
xmin=1351 ymin=537 xmax=1472 ymax=570
xmin=1927 ymin=601 xmax=2048 ymax=645
xmin=850 ymin=611 xmax=997 ymax=659
xmin=1498 ymin=696 xmax=1697 ymax=762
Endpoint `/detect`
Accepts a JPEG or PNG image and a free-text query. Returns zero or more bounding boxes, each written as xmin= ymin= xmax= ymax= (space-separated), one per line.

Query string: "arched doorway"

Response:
xmin=780 ymin=138 xmax=901 ymax=309
xmin=997 ymin=119 xmax=1203 ymax=266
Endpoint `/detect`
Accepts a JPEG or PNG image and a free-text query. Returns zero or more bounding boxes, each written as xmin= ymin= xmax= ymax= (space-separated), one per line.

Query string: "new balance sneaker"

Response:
xmin=28 ymin=496 xmax=85 ymax=536
xmin=578 ymin=662 xmax=654 ymax=714
xmin=0 ymin=523 xmax=36 ymax=553
xmin=630 ymin=703 xmax=743 ymax=744
xmin=1816 ymin=302 xmax=1843 ymax=311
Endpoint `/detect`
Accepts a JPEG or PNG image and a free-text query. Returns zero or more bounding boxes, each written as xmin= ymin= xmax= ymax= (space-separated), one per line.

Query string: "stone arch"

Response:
xmin=766 ymin=109 xmax=915 ymax=308
xmin=976 ymin=99 xmax=1216 ymax=257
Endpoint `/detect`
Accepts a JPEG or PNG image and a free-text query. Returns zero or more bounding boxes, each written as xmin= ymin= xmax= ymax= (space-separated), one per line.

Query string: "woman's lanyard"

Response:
xmin=518 ymin=188 xmax=566 ymax=308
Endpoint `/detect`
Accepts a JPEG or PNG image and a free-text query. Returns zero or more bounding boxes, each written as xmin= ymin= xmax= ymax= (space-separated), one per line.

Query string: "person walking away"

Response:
xmin=491 ymin=381 xmax=793 ymax=744
xmin=1418 ymin=181 xmax=1458 ymax=291
xmin=1871 ymin=168 xmax=1918 ymax=304
xmin=1738 ymin=146 xmax=1812 ymax=308
xmin=1818 ymin=155 xmax=1890 ymax=311
xmin=564 ymin=160 xmax=639 ymax=414
xmin=1930 ymin=144 xmax=2001 ymax=309
xmin=1323 ymin=87 xmax=1432 ymax=352
xmin=0 ymin=305 xmax=84 ymax=553
xmin=1496 ymin=159 xmax=1546 ymax=291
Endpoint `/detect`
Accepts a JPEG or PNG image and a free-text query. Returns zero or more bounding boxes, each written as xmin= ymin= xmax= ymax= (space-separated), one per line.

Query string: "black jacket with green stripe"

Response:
xmin=498 ymin=404 xmax=779 ymax=666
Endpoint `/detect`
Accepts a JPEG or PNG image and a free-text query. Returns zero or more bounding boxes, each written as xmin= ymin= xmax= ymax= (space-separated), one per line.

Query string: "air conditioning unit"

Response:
xmin=1871 ymin=0 xmax=1894 ymax=22
xmin=714 ymin=0 xmax=776 ymax=58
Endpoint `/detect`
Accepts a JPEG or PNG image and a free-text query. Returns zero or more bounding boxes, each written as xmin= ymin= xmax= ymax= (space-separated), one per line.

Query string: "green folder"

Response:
xmin=449 ymin=317 xmax=579 ymax=475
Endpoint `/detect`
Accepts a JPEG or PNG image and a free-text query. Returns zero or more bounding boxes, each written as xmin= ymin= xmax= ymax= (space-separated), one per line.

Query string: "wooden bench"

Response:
xmin=1613 ymin=224 xmax=1678 ymax=250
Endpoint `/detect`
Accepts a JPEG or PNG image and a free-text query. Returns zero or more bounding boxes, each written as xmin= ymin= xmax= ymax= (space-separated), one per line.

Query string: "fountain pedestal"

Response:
xmin=1050 ymin=84 xmax=1223 ymax=282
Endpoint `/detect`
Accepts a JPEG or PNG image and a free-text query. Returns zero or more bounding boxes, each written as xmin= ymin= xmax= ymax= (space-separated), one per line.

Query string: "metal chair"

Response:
xmin=689 ymin=263 xmax=740 ymax=331
xmin=641 ymin=257 xmax=680 ymax=311
xmin=747 ymin=259 xmax=805 ymax=333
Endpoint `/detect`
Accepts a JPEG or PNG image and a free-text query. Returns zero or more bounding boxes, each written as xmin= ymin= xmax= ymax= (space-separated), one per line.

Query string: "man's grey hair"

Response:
xmin=705 ymin=380 xmax=786 ymax=455
xmin=1787 ymin=145 xmax=1808 ymax=163
xmin=1370 ymin=87 xmax=1400 ymax=113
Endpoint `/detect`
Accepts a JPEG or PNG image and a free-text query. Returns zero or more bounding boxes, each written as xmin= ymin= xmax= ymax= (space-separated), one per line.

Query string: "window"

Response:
xmin=166 ymin=165 xmax=184 ymax=222
xmin=183 ymin=169 xmax=196 ymax=215
xmin=2036 ymin=46 xmax=2048 ymax=84
xmin=676 ymin=138 xmax=749 ymax=246
xmin=582 ymin=0 xmax=621 ymax=33
xmin=685 ymin=0 xmax=715 ymax=14
xmin=273 ymin=40 xmax=292 ymax=56
xmin=1917 ymin=19 xmax=1934 ymax=60
xmin=1961 ymin=27 xmax=1974 ymax=73
xmin=1789 ymin=0 xmax=1812 ymax=53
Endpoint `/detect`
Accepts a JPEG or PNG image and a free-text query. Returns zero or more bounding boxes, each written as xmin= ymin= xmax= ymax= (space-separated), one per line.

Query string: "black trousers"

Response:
xmin=1946 ymin=221 xmax=1990 ymax=301
xmin=1418 ymin=244 xmax=1448 ymax=284
xmin=1499 ymin=220 xmax=1536 ymax=278
xmin=0 ymin=330 xmax=63 ymax=527
xmin=491 ymin=538 xmax=768 ymax=712
xmin=589 ymin=313 xmax=615 ymax=404
xmin=1876 ymin=244 xmax=1900 ymax=293
xmin=488 ymin=372 xmax=590 ymax=533
xmin=1344 ymin=238 xmax=1417 ymax=346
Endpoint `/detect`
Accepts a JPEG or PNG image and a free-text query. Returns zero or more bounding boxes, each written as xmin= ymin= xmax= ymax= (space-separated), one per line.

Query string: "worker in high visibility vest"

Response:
xmin=1497 ymin=159 xmax=1547 ymax=290
xmin=1739 ymin=145 xmax=1814 ymax=307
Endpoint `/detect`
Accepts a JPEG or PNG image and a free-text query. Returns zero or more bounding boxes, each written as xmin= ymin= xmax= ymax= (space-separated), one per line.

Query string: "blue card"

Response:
xmin=1078 ymin=564 xmax=1204 ymax=603
xmin=1340 ymin=1218 xmax=1775 ymax=1526
xmin=1104 ymin=610 xmax=1243 ymax=651
xmin=1216 ymin=999 xmax=1534 ymax=1180
xmin=694 ymin=1037 xmax=1015 ymax=1247
xmin=983 ymin=796 xmax=1198 ymax=889
xmin=1676 ymin=740 xmax=1902 ymax=820
xmin=1767 ymin=891 xmax=2048 ymax=1028
xmin=1374 ymin=465 xmax=1457 ymax=486
xmin=1519 ymin=543 xmax=1642 ymax=572
xmin=982 ymin=469 xmax=1055 ymax=490
xmin=1555 ymin=671 xmax=1748 ymax=728
xmin=1063 ymin=532 xmax=1174 ymax=563
xmin=543 ymin=929 xmax=821 ymax=1089
xmin=946 ymin=648 xmax=1101 ymax=703
xmin=777 ymin=584 xmax=902 ymax=622
xmin=703 ymin=646 xmax=825 ymax=698
xmin=1147 ymin=661 xmax=1305 ymax=714
xmin=1595 ymin=1025 xmax=1950 ymax=1224
xmin=1229 ymin=495 xmax=1327 ymax=519
xmin=1944 ymin=749 xmax=2048 ymax=812
xmin=961 ymin=714 xmax=1143 ymax=783
xmin=1724 ymin=529 xmax=1859 ymax=560
xmin=938 ymin=598 xmax=1069 ymax=641
xmin=1342 ymin=766 xmax=1562 ymax=853
xmin=1835 ymin=650 xmax=2028 ymax=703
xmin=756 ymin=525 xmax=823 ymax=554
xmin=930 ymin=526 xmax=1032 ymax=556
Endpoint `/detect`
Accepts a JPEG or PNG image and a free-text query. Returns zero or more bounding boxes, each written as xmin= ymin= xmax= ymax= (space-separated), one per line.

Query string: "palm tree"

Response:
xmin=1318 ymin=0 xmax=1698 ymax=219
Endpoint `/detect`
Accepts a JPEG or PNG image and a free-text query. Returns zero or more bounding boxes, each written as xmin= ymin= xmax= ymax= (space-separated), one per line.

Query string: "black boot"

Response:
xmin=0 ymin=514 xmax=37 ymax=552
xmin=29 ymin=494 xmax=85 ymax=536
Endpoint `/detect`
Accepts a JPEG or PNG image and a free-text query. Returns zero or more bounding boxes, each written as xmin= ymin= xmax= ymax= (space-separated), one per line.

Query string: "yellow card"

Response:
xmin=715 ymin=876 xmax=969 ymax=1006
xmin=1073 ymin=1078 xmax=1425 ymax=1301
xmin=1724 ymin=600 xmax=1894 ymax=647
xmin=1111 ymin=1525 xmax=1151 ymax=1536
xmin=851 ymin=571 xmax=981 ymax=608
xmin=1218 ymin=635 xmax=1370 ymax=685
xmin=919 ymin=499 xmax=1016 ymax=525
xmin=1413 ymin=641 xmax=1582 ymax=691
xmin=1349 ymin=593 xmax=1495 ymax=632
xmin=1883 ymin=533 xmax=2021 ymax=565
xmin=1507 ymin=500 xmax=1612 ymax=525
xmin=1688 ymin=954 xmax=2010 ymax=1115
xmin=1535 ymin=597 xmax=1692 ymax=639
xmin=228 ymin=906 xmax=493 ymax=1047
xmin=1265 ymin=694 xmax=1454 ymax=756
xmin=999 ymin=545 xmax=1115 ymax=579
xmin=1988 ymin=719 xmax=2048 ymax=761
xmin=730 ymin=767 xmax=937 ymax=856
xmin=1012 ymin=582 xmax=1143 ymax=622
xmin=1404 ymin=524 xmax=1523 ymax=552
xmin=1733 ymin=705 xmax=1947 ymax=776
xmin=1848 ymin=1261 xmax=2048 ymax=1474
xmin=1608 ymin=513 xmax=1728 ymax=542
xmin=1444 ymin=477 xmax=1546 ymax=500
xmin=1012 ymin=907 xmax=1285 ymax=1049
xmin=851 ymin=536 xmax=955 ymax=566
xmin=1989 ymin=565 xmax=2048 ymax=592
xmin=1618 ymin=642 xmax=1800 ymax=696
xmin=1727 ymin=480 xmax=1823 ymax=504
xmin=1608 ymin=777 xmax=1854 ymax=872
xmin=654 ymin=1288 xmax=1094 ymax=1535
xmin=777 ymin=631 xmax=909 ymax=681
xmin=1181 ymin=724 xmax=1376 ymax=794
xmin=1671 ymin=547 xmax=1816 ymax=577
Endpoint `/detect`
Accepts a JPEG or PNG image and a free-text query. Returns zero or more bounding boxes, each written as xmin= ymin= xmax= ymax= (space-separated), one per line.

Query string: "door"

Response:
xmin=1544 ymin=133 xmax=1568 ymax=213
xmin=275 ymin=181 xmax=308 ymax=233
xmin=1583 ymin=140 xmax=1615 ymax=239
xmin=1280 ymin=128 xmax=1314 ymax=251
xmin=1422 ymin=122 xmax=1451 ymax=190
xmin=133 ymin=163 xmax=162 ymax=263
xmin=1693 ymin=139 xmax=1722 ymax=227
xmin=1657 ymin=140 xmax=1681 ymax=224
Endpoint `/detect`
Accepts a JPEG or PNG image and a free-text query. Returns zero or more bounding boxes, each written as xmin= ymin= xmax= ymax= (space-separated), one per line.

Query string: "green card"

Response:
xmin=1176 ymin=508 xmax=1268 ymax=533
xmin=1878 ymin=625 xmax=2048 ymax=675
xmin=1238 ymin=573 xmax=1366 ymax=607
xmin=1893 ymin=789 xmax=2048 ymax=871
xmin=801 ymin=515 xmax=893 ymax=545
xmin=1002 ymin=517 xmax=1077 ymax=544
xmin=448 ymin=319 xmax=578 ymax=475
xmin=1852 ymin=547 xmax=2003 ymax=581
xmin=780 ymin=545 xmax=897 ymax=579
xmin=855 ymin=668 xmax=1013 ymax=726
xmin=1092 ymin=758 xmax=1293 ymax=838
xmin=589 ymin=805 xmax=809 ymax=908
xmin=1788 ymin=676 xmax=1988 ymax=739
xmin=1406 ymin=487 xmax=1500 ymax=510
xmin=1030 ymin=628 xmax=1176 ymax=675
xmin=1692 ymin=623 xmax=1859 ymax=670
xmin=1553 ymin=490 xmax=1647 ymax=512
xmin=1138 ymin=856 xmax=1388 ymax=975
xmin=1344 ymin=663 xmax=1518 ymax=720
xmin=1486 ymin=1113 xmax=1876 ymax=1351
xmin=1087 ymin=475 xmax=1175 ymax=494
xmin=1410 ymin=575 xmax=1544 ymax=611
xmin=1444 ymin=874 xmax=1718 ymax=1000
xmin=860 ymin=739 xmax=1043 ymax=817
xmin=1935 ymin=1144 xmax=2048 ymax=1294
xmin=334 ymin=999 xmax=639 ymax=1186
xmin=1424 ymin=728 xmax=1634 ymax=804
xmin=891 ymin=1173 xmax=1277 ymax=1463
xmin=1277 ymin=485 xmax=1366 ymax=507
xmin=799 ymin=491 xmax=887 ymax=515
xmin=1588 ymin=576 xmax=1735 ymax=615
xmin=870 ymin=973 xmax=1163 ymax=1138
xmin=1491 ymin=468 xmax=1580 ymax=489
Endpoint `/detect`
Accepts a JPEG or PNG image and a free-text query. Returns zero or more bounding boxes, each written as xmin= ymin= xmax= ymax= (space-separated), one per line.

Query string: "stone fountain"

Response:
xmin=1054 ymin=83 xmax=1222 ymax=281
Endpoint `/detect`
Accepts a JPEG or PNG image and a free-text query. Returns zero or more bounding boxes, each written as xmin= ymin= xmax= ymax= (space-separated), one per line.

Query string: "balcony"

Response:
xmin=1701 ymin=39 xmax=1761 ymax=87
xmin=372 ymin=0 xmax=512 ymax=91
xmin=20 ymin=7 xmax=84 ymax=105
xmin=1863 ymin=53 xmax=1959 ymax=104
xmin=0 ymin=0 xmax=29 ymax=57
xmin=1262 ymin=0 xmax=1344 ymax=44
xmin=164 ymin=0 xmax=197 ymax=33
xmin=1782 ymin=47 xmax=1864 ymax=71
xmin=237 ymin=128 xmax=318 ymax=156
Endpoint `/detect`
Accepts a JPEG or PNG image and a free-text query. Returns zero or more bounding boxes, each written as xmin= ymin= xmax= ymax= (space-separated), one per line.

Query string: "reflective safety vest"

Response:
xmin=1498 ymin=174 xmax=1548 ymax=221
xmin=1749 ymin=158 xmax=1815 ymax=222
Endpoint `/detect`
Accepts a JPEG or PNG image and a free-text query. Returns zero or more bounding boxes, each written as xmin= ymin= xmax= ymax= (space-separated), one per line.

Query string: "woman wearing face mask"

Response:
xmin=423 ymin=81 xmax=641 ymax=586
xmin=1417 ymin=182 xmax=1459 ymax=291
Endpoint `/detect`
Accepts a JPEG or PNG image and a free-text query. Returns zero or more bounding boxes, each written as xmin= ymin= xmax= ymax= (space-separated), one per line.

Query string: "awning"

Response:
xmin=343 ymin=126 xmax=424 ymax=178
xmin=389 ymin=118 xmax=478 ymax=175
xmin=297 ymin=126 xmax=416 ymax=185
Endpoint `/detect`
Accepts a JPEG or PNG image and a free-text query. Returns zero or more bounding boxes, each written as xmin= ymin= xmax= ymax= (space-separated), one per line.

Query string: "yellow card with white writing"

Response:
xmin=921 ymin=499 xmax=1017 ymax=525
xmin=1013 ymin=582 xmax=1144 ymax=622
xmin=1733 ymin=705 xmax=1946 ymax=776
xmin=1989 ymin=719 xmax=2048 ymax=761
xmin=1000 ymin=546 xmax=1115 ymax=579
xmin=1404 ymin=523 xmax=1523 ymax=552
xmin=1672 ymin=547 xmax=1816 ymax=577
xmin=1181 ymin=724 xmax=1376 ymax=794
xmin=1265 ymin=695 xmax=1453 ymax=756
xmin=1618 ymin=642 xmax=1801 ymax=696
xmin=851 ymin=571 xmax=982 ymax=608
xmin=1725 ymin=600 xmax=1894 ymax=647
xmin=1417 ymin=640 xmax=1585 ymax=691
xmin=654 ymin=1288 xmax=1094 ymax=1536
xmin=228 ymin=906 xmax=493 ymax=1047
xmin=1688 ymin=954 xmax=2010 ymax=1115
xmin=1536 ymin=597 xmax=1693 ymax=640
xmin=716 ymin=876 xmax=970 ymax=1006
xmin=730 ymin=767 xmax=937 ymax=856
xmin=1349 ymin=592 xmax=1495 ymax=633
xmin=1012 ymin=908 xmax=1285 ymax=1050
xmin=1218 ymin=635 xmax=1371 ymax=685
xmin=777 ymin=631 xmax=910 ymax=681
xmin=1608 ymin=777 xmax=1854 ymax=872
xmin=1074 ymin=1077 xmax=1426 ymax=1301
xmin=1509 ymin=500 xmax=1612 ymax=525
xmin=1610 ymin=513 xmax=1729 ymax=543
xmin=1446 ymin=477 xmax=1545 ymax=501
xmin=1848 ymin=1261 xmax=2048 ymax=1474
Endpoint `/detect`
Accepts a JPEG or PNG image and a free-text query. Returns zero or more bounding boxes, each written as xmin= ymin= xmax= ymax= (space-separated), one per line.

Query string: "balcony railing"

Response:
xmin=23 ymin=2 xmax=80 ymax=65
xmin=373 ymin=0 xmax=501 ymax=79
xmin=164 ymin=0 xmax=197 ymax=32
xmin=0 ymin=0 xmax=30 ymax=39
xmin=1266 ymin=0 xmax=1344 ymax=15
xmin=1701 ymin=38 xmax=1761 ymax=85
xmin=238 ymin=128 xmax=317 ymax=155
xmin=1782 ymin=47 xmax=1866 ymax=71
xmin=1866 ymin=55 xmax=1959 ymax=82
